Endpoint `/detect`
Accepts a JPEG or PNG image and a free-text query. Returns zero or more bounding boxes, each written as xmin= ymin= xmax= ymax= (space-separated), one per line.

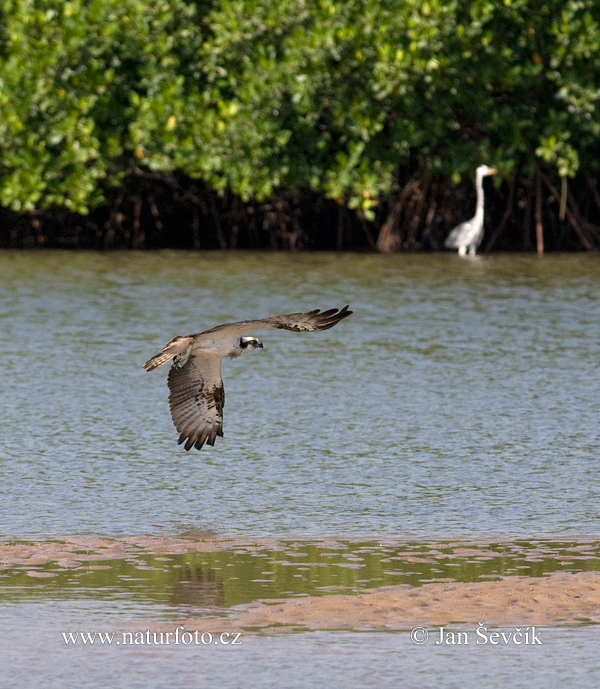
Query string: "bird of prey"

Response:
xmin=444 ymin=164 xmax=497 ymax=256
xmin=143 ymin=306 xmax=352 ymax=450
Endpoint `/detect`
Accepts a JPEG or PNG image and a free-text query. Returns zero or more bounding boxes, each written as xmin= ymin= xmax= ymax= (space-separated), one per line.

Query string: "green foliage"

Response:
xmin=0 ymin=0 xmax=599 ymax=215
xmin=0 ymin=0 xmax=203 ymax=212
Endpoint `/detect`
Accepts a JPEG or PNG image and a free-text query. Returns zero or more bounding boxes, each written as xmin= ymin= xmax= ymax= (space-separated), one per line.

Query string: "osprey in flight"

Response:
xmin=143 ymin=306 xmax=352 ymax=450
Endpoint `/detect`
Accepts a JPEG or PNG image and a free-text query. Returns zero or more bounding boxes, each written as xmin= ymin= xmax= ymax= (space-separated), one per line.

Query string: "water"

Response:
xmin=3 ymin=539 xmax=600 ymax=608
xmin=3 ymin=601 xmax=599 ymax=689
xmin=3 ymin=608 xmax=600 ymax=689
xmin=1 ymin=251 xmax=599 ymax=538
xmin=1 ymin=250 xmax=599 ymax=685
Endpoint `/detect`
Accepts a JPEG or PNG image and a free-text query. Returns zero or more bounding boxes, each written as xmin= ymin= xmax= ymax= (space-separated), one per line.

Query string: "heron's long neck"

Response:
xmin=474 ymin=173 xmax=485 ymax=219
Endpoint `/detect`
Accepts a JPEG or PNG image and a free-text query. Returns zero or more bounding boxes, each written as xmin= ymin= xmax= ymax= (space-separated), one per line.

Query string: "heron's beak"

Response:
xmin=489 ymin=168 xmax=497 ymax=175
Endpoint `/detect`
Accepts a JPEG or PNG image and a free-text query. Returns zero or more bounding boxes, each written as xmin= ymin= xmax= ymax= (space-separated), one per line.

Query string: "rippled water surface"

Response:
xmin=5 ymin=537 xmax=600 ymax=604
xmin=1 ymin=250 xmax=599 ymax=687
xmin=2 ymin=251 xmax=599 ymax=539
xmin=2 ymin=609 xmax=599 ymax=689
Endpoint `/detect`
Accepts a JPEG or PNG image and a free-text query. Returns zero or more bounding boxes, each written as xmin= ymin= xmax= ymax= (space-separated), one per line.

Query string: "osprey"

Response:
xmin=143 ymin=306 xmax=352 ymax=450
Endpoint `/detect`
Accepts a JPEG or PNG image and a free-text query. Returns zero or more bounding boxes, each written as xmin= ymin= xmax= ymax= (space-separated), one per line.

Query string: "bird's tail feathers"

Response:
xmin=142 ymin=336 xmax=193 ymax=372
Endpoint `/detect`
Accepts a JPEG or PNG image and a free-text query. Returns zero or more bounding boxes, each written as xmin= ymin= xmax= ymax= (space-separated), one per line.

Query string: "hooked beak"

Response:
xmin=257 ymin=341 xmax=264 ymax=349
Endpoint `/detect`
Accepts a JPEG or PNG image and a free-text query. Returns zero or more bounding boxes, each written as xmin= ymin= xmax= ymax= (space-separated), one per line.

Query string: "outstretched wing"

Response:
xmin=144 ymin=305 xmax=352 ymax=451
xmin=201 ymin=305 xmax=352 ymax=338
xmin=167 ymin=353 xmax=225 ymax=451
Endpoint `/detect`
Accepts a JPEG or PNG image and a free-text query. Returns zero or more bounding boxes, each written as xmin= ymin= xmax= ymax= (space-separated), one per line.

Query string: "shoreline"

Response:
xmin=2 ymin=533 xmax=600 ymax=557
xmin=141 ymin=571 xmax=600 ymax=632
xmin=2 ymin=533 xmax=599 ymax=570
xmin=3 ymin=535 xmax=600 ymax=631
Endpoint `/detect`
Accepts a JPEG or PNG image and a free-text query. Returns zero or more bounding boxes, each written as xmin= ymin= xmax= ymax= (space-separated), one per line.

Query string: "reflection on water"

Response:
xmin=3 ymin=538 xmax=600 ymax=612
xmin=1 ymin=251 xmax=599 ymax=539
xmin=1 ymin=249 xmax=600 ymax=687
xmin=171 ymin=566 xmax=224 ymax=608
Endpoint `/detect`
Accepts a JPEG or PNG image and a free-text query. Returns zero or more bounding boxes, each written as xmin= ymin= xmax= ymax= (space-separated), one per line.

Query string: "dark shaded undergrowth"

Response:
xmin=2 ymin=170 xmax=599 ymax=252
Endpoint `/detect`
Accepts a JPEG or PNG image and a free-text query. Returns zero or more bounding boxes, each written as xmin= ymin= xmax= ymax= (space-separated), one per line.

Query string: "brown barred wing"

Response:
xmin=167 ymin=353 xmax=225 ymax=451
xmin=263 ymin=305 xmax=353 ymax=332
xmin=201 ymin=305 xmax=352 ymax=337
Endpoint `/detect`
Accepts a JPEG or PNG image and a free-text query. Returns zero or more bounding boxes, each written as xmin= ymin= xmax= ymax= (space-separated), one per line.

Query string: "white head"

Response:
xmin=233 ymin=336 xmax=263 ymax=358
xmin=240 ymin=337 xmax=263 ymax=354
xmin=477 ymin=165 xmax=497 ymax=177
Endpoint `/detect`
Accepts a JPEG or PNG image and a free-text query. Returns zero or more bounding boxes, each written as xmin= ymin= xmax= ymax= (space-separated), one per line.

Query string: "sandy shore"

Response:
xmin=151 ymin=571 xmax=600 ymax=632
xmin=3 ymin=536 xmax=600 ymax=631
xmin=2 ymin=534 xmax=599 ymax=568
xmin=0 ymin=535 xmax=235 ymax=567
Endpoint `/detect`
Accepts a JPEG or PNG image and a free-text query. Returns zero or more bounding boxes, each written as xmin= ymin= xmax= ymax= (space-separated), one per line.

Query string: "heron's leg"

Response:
xmin=458 ymin=245 xmax=467 ymax=256
xmin=468 ymin=244 xmax=477 ymax=255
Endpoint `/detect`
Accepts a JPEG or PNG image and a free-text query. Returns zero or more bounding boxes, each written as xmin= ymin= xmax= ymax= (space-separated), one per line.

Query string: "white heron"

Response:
xmin=444 ymin=165 xmax=497 ymax=255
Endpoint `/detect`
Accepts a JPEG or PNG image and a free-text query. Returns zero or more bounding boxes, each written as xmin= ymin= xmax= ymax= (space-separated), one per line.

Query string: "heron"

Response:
xmin=444 ymin=165 xmax=497 ymax=255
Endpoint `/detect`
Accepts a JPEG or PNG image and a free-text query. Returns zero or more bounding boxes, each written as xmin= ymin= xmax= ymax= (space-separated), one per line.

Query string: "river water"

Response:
xmin=1 ymin=250 xmax=599 ymax=686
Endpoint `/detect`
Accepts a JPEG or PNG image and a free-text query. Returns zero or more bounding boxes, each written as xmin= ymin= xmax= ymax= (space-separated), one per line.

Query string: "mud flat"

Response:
xmin=2 ymin=534 xmax=599 ymax=568
xmin=3 ymin=536 xmax=600 ymax=632
xmin=147 ymin=571 xmax=600 ymax=632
